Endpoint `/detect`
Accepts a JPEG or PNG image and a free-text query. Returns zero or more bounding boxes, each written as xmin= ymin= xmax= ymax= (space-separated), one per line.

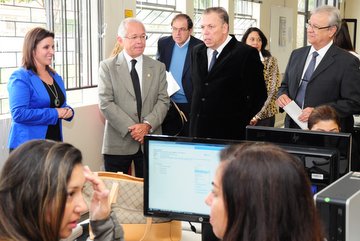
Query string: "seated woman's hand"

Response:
xmin=83 ymin=166 xmax=110 ymax=221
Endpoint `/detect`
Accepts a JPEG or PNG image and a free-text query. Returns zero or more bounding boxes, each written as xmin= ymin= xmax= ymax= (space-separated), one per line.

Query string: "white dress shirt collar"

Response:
xmin=207 ymin=35 xmax=232 ymax=66
xmin=123 ymin=51 xmax=144 ymax=89
xmin=123 ymin=51 xmax=143 ymax=72
xmin=207 ymin=35 xmax=232 ymax=57
xmin=309 ymin=40 xmax=333 ymax=62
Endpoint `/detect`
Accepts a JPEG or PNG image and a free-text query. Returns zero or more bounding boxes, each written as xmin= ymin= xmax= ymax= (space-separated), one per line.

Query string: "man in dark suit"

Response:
xmin=156 ymin=14 xmax=202 ymax=136
xmin=190 ymin=7 xmax=267 ymax=141
xmin=190 ymin=7 xmax=267 ymax=241
xmin=277 ymin=5 xmax=360 ymax=134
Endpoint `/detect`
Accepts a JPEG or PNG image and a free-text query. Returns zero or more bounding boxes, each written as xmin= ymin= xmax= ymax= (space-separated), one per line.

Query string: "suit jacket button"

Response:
xmin=201 ymin=98 xmax=205 ymax=101
xmin=204 ymin=83 xmax=209 ymax=86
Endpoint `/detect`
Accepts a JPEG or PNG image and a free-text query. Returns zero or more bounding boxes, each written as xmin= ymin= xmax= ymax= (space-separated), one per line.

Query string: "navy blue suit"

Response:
xmin=156 ymin=35 xmax=202 ymax=103
xmin=157 ymin=35 xmax=202 ymax=136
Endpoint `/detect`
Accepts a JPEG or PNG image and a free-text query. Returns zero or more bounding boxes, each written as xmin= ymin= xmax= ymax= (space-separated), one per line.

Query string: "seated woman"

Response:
xmin=308 ymin=105 xmax=341 ymax=132
xmin=205 ymin=142 xmax=324 ymax=241
xmin=0 ymin=140 xmax=124 ymax=241
xmin=308 ymin=105 xmax=360 ymax=171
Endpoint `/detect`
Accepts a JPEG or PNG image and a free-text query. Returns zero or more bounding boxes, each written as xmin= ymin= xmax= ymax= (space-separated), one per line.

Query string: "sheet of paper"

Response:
xmin=283 ymin=101 xmax=308 ymax=130
xmin=166 ymin=71 xmax=180 ymax=96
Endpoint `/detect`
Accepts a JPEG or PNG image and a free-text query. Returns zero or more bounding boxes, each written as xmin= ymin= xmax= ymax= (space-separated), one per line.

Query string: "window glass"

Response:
xmin=0 ymin=0 xmax=101 ymax=114
xmin=233 ymin=0 xmax=259 ymax=41
xmin=297 ymin=0 xmax=340 ymax=47
xmin=137 ymin=0 xmax=178 ymax=57
xmin=298 ymin=0 xmax=305 ymax=12
xmin=297 ymin=14 xmax=305 ymax=48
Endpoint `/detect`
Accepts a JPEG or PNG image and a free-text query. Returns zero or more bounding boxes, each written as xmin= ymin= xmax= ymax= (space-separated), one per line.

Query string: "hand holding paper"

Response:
xmin=283 ymin=101 xmax=308 ymax=130
xmin=166 ymin=71 xmax=180 ymax=96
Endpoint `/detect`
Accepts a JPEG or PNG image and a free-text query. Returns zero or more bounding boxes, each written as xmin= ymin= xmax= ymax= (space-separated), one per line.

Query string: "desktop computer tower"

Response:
xmin=314 ymin=172 xmax=360 ymax=241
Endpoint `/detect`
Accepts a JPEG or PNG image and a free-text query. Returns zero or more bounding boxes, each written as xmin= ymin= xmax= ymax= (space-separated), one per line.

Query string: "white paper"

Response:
xmin=283 ymin=101 xmax=308 ymax=130
xmin=166 ymin=71 xmax=180 ymax=96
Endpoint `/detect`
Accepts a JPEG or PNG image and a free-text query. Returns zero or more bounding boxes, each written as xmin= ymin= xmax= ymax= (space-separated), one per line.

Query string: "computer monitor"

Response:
xmin=277 ymin=144 xmax=339 ymax=192
xmin=143 ymin=135 xmax=241 ymax=222
xmin=246 ymin=126 xmax=352 ymax=190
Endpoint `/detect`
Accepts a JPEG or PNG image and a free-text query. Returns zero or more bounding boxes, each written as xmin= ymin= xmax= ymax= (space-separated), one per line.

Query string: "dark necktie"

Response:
xmin=208 ymin=50 xmax=218 ymax=71
xmin=130 ymin=59 xmax=142 ymax=121
xmin=295 ymin=51 xmax=319 ymax=108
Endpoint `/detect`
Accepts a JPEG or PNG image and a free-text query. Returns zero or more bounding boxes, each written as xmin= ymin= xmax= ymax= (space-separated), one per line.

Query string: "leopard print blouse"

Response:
xmin=254 ymin=56 xmax=281 ymax=120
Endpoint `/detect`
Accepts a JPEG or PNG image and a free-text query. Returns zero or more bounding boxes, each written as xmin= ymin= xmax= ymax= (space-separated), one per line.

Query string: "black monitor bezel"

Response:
xmin=245 ymin=126 xmax=352 ymax=181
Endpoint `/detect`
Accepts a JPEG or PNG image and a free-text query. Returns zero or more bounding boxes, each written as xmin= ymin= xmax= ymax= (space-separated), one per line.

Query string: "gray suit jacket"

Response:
xmin=98 ymin=52 xmax=169 ymax=155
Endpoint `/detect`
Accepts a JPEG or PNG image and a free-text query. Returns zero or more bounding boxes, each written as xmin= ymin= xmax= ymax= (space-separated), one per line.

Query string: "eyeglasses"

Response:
xmin=124 ymin=35 xmax=148 ymax=41
xmin=306 ymin=23 xmax=333 ymax=31
xmin=171 ymin=27 xmax=189 ymax=32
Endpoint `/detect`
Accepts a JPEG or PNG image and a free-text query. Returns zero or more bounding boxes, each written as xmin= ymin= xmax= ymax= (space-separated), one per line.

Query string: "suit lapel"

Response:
xmin=116 ymin=53 xmax=136 ymax=97
xmin=142 ymin=56 xmax=153 ymax=104
xmin=29 ymin=70 xmax=48 ymax=97
xmin=196 ymin=45 xmax=209 ymax=78
xmin=164 ymin=39 xmax=175 ymax=69
xmin=295 ymin=47 xmax=310 ymax=87
xmin=208 ymin=36 xmax=236 ymax=74
xmin=310 ymin=45 xmax=336 ymax=81
xmin=182 ymin=37 xmax=197 ymax=78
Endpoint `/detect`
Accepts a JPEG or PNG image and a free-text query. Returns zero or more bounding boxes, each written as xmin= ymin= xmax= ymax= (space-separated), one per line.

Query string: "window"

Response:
xmin=135 ymin=0 xmax=260 ymax=57
xmin=0 ymin=0 xmax=102 ymax=115
xmin=193 ymin=0 xmax=218 ymax=39
xmin=233 ymin=0 xmax=259 ymax=41
xmin=297 ymin=0 xmax=340 ymax=48
xmin=137 ymin=0 xmax=179 ymax=57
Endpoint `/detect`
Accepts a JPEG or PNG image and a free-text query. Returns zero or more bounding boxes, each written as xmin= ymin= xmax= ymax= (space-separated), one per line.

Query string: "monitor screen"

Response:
xmin=245 ymin=126 xmax=352 ymax=187
xmin=143 ymin=135 xmax=240 ymax=222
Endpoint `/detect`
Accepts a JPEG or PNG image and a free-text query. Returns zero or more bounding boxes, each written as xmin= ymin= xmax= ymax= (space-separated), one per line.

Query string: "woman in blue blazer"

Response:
xmin=7 ymin=27 xmax=74 ymax=150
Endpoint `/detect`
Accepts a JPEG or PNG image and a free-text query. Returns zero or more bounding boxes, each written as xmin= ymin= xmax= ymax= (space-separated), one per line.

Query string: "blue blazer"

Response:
xmin=7 ymin=67 xmax=73 ymax=149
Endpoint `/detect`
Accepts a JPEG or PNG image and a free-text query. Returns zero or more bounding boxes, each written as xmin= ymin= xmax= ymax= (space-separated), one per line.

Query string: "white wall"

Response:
xmin=0 ymin=116 xmax=11 ymax=171
xmin=103 ymin=0 xmax=136 ymax=58
xmin=62 ymin=104 xmax=105 ymax=171
xmin=0 ymin=104 xmax=105 ymax=172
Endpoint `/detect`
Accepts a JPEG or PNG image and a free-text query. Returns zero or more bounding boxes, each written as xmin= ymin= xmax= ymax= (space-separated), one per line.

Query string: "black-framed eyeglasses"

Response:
xmin=306 ymin=23 xmax=334 ymax=31
xmin=124 ymin=35 xmax=148 ymax=41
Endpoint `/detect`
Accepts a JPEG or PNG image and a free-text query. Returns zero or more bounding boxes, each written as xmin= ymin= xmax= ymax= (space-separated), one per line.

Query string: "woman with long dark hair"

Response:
xmin=7 ymin=27 xmax=74 ymax=152
xmin=242 ymin=27 xmax=281 ymax=127
xmin=206 ymin=143 xmax=324 ymax=241
xmin=0 ymin=140 xmax=123 ymax=241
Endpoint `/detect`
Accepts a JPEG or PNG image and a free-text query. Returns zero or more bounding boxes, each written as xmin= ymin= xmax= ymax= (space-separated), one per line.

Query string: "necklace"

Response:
xmin=46 ymin=83 xmax=60 ymax=107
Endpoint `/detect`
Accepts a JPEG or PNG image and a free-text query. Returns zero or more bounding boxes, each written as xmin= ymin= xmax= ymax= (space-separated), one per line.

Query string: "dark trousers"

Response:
xmin=202 ymin=222 xmax=219 ymax=241
xmin=162 ymin=102 xmax=190 ymax=136
xmin=103 ymin=148 xmax=144 ymax=178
